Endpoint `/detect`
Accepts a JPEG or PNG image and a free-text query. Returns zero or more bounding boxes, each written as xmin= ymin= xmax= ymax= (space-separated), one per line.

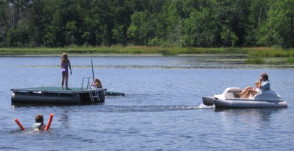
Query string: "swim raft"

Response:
xmin=11 ymin=87 xmax=106 ymax=105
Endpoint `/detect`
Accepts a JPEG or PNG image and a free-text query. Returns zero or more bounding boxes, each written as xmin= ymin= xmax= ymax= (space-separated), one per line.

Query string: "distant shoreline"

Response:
xmin=0 ymin=46 xmax=292 ymax=55
xmin=0 ymin=46 xmax=293 ymax=65
xmin=0 ymin=53 xmax=245 ymax=57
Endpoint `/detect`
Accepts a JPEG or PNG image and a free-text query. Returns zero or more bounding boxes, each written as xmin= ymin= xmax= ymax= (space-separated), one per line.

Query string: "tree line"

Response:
xmin=0 ymin=0 xmax=293 ymax=48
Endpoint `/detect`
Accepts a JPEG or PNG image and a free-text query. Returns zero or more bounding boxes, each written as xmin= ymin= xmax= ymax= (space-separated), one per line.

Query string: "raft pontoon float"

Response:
xmin=11 ymin=77 xmax=123 ymax=105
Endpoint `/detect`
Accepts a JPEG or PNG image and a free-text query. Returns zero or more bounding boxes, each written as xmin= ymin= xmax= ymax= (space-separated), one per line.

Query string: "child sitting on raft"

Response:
xmin=92 ymin=78 xmax=103 ymax=88
xmin=32 ymin=114 xmax=46 ymax=131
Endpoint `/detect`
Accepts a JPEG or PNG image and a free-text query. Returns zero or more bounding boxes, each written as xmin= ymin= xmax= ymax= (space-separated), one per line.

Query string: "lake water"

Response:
xmin=0 ymin=56 xmax=293 ymax=151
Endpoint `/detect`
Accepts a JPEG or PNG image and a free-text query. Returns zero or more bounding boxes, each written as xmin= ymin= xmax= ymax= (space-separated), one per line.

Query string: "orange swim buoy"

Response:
xmin=44 ymin=114 xmax=54 ymax=131
xmin=15 ymin=119 xmax=25 ymax=131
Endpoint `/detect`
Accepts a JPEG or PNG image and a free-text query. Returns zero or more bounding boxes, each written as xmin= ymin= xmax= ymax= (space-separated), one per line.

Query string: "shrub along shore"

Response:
xmin=0 ymin=46 xmax=294 ymax=65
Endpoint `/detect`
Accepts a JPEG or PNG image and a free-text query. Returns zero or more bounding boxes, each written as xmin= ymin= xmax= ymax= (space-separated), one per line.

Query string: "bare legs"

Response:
xmin=239 ymin=87 xmax=257 ymax=98
xmin=61 ymin=72 xmax=69 ymax=90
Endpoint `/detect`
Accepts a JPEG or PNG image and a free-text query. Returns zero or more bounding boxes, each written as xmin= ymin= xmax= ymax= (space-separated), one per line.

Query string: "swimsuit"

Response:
xmin=61 ymin=63 xmax=69 ymax=73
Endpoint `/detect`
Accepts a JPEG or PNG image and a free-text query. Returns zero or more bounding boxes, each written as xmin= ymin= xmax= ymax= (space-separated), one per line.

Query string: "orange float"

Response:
xmin=44 ymin=114 xmax=54 ymax=131
xmin=15 ymin=119 xmax=25 ymax=131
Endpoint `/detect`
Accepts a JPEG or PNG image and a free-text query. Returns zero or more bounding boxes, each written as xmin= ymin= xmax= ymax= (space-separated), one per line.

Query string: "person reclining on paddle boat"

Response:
xmin=235 ymin=81 xmax=260 ymax=98
xmin=32 ymin=114 xmax=46 ymax=131
xmin=92 ymin=78 xmax=102 ymax=88
xmin=235 ymin=73 xmax=270 ymax=99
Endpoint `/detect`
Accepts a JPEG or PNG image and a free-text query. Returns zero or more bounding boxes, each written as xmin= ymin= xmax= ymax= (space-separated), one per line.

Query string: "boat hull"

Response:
xmin=214 ymin=99 xmax=288 ymax=109
xmin=202 ymin=96 xmax=215 ymax=106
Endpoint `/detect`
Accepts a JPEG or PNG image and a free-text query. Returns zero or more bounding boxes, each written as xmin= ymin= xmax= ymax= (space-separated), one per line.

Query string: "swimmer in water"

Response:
xmin=32 ymin=114 xmax=46 ymax=131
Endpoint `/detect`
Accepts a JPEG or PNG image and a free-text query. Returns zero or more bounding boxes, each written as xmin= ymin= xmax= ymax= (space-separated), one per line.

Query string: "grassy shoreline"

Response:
xmin=0 ymin=46 xmax=293 ymax=55
xmin=1 ymin=46 xmax=294 ymax=65
xmin=0 ymin=46 xmax=247 ymax=55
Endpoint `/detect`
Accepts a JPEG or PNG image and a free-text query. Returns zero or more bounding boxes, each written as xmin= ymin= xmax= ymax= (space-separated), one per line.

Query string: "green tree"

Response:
xmin=43 ymin=10 xmax=63 ymax=47
xmin=1 ymin=0 xmax=293 ymax=48
xmin=81 ymin=16 xmax=100 ymax=46
xmin=182 ymin=7 xmax=217 ymax=47
xmin=65 ymin=21 xmax=77 ymax=45
xmin=214 ymin=0 xmax=250 ymax=46
xmin=127 ymin=11 xmax=151 ymax=45
xmin=260 ymin=0 xmax=294 ymax=48
xmin=245 ymin=0 xmax=270 ymax=46
xmin=0 ymin=1 xmax=9 ymax=46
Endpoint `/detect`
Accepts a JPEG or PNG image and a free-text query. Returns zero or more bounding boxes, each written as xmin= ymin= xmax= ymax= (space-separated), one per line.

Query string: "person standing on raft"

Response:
xmin=32 ymin=114 xmax=46 ymax=131
xmin=61 ymin=53 xmax=72 ymax=90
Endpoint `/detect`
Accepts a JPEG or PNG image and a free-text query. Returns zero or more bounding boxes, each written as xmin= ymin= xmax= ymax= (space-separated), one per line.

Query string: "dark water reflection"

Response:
xmin=0 ymin=56 xmax=293 ymax=151
xmin=215 ymin=108 xmax=283 ymax=121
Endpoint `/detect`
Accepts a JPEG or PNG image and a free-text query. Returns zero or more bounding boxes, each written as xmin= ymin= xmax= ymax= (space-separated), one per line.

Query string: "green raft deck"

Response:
xmin=11 ymin=87 xmax=124 ymax=105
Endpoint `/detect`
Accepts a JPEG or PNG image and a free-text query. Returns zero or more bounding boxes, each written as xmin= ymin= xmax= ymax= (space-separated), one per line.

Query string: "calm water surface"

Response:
xmin=0 ymin=56 xmax=293 ymax=151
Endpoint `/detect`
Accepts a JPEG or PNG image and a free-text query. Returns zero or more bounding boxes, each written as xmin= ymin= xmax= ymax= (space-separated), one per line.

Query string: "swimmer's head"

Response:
xmin=35 ymin=114 xmax=44 ymax=124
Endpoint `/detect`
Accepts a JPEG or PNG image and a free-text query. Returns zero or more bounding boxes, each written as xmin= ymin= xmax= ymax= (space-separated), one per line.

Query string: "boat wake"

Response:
xmin=198 ymin=103 xmax=215 ymax=109
xmin=93 ymin=104 xmax=213 ymax=113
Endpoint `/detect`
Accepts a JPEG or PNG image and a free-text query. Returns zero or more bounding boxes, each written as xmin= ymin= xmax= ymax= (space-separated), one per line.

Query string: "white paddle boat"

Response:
xmin=202 ymin=87 xmax=287 ymax=109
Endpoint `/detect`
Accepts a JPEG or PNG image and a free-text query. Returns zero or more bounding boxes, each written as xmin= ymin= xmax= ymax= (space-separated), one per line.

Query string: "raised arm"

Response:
xmin=68 ymin=60 xmax=72 ymax=74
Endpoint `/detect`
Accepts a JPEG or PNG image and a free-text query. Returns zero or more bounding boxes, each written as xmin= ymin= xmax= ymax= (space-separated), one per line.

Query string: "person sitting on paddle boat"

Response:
xmin=235 ymin=73 xmax=270 ymax=98
xmin=236 ymin=81 xmax=260 ymax=98
xmin=92 ymin=78 xmax=102 ymax=88
xmin=32 ymin=114 xmax=46 ymax=131
xmin=61 ymin=53 xmax=72 ymax=90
